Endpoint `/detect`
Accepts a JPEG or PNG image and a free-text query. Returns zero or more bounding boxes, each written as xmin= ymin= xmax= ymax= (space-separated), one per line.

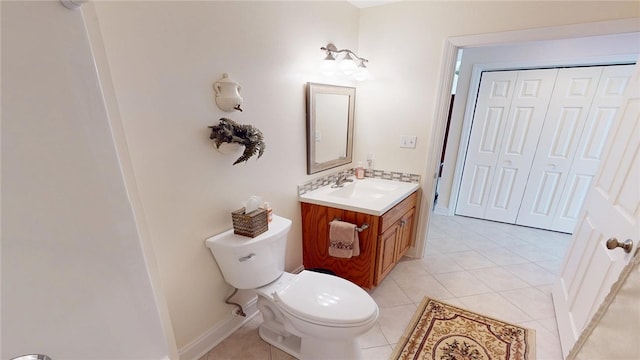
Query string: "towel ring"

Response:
xmin=331 ymin=218 xmax=369 ymax=232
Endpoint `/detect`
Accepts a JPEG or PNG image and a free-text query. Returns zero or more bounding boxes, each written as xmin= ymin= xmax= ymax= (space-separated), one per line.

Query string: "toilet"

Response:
xmin=205 ymin=214 xmax=379 ymax=360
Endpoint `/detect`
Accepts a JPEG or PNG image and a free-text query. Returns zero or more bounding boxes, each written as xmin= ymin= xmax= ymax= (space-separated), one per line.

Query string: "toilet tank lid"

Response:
xmin=205 ymin=214 xmax=291 ymax=247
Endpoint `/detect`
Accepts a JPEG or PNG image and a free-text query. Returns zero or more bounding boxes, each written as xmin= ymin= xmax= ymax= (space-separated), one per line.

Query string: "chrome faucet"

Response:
xmin=332 ymin=173 xmax=354 ymax=188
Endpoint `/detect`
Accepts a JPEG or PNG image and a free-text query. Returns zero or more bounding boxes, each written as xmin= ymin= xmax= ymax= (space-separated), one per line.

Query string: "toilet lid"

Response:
xmin=272 ymin=270 xmax=378 ymax=327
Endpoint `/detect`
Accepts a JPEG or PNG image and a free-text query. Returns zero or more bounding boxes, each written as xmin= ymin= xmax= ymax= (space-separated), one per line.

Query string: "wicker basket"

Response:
xmin=231 ymin=207 xmax=268 ymax=237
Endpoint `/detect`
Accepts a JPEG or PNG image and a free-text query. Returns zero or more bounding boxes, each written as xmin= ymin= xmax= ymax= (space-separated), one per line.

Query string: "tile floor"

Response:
xmin=202 ymin=214 xmax=571 ymax=360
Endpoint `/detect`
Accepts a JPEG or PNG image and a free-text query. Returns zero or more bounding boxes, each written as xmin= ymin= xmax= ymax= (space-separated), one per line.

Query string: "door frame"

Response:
xmin=418 ymin=18 xmax=640 ymax=257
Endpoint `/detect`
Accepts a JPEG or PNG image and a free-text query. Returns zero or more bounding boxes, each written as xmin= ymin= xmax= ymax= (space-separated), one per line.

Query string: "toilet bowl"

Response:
xmin=205 ymin=215 xmax=379 ymax=360
xmin=256 ymin=271 xmax=378 ymax=359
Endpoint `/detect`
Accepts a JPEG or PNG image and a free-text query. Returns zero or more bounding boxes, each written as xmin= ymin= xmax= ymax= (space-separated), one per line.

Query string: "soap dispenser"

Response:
xmin=355 ymin=162 xmax=365 ymax=179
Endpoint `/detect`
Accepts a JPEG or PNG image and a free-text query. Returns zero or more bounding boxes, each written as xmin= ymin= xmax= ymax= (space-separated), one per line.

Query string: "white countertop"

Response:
xmin=298 ymin=177 xmax=420 ymax=216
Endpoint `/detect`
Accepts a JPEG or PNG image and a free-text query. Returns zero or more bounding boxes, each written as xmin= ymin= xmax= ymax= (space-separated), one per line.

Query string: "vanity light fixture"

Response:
xmin=320 ymin=43 xmax=370 ymax=81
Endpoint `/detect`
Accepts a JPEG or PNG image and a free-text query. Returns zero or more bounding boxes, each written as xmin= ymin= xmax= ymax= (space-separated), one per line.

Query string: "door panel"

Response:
xmin=516 ymin=67 xmax=602 ymax=230
xmin=556 ymin=174 xmax=592 ymax=221
xmin=456 ymin=71 xmax=517 ymax=218
xmin=551 ymin=65 xmax=635 ymax=232
xmin=553 ymin=63 xmax=639 ymax=357
xmin=505 ymin=107 xmax=535 ymax=155
xmin=377 ymin=225 xmax=398 ymax=283
xmin=480 ymin=108 xmax=507 ymax=152
xmin=549 ymin=108 xmax=582 ymax=158
xmin=467 ymin=165 xmax=491 ymax=206
xmin=531 ymin=170 xmax=561 ymax=216
xmin=396 ymin=208 xmax=415 ymax=259
xmin=570 ymin=240 xmax=614 ymax=331
xmin=491 ymin=167 xmax=518 ymax=210
xmin=484 ymin=69 xmax=558 ymax=223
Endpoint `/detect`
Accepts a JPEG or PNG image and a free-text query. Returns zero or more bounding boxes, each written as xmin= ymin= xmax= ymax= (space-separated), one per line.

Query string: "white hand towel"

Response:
xmin=328 ymin=220 xmax=360 ymax=258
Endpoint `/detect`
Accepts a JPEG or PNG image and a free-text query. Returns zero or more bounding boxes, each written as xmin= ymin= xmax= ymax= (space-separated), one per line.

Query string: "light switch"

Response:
xmin=400 ymin=135 xmax=417 ymax=148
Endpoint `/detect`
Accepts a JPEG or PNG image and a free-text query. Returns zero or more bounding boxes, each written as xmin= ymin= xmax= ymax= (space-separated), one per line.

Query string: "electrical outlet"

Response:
xmin=400 ymin=135 xmax=417 ymax=148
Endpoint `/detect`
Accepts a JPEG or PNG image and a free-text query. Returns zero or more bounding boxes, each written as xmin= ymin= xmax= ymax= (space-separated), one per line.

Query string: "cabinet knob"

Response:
xmin=400 ymin=220 xmax=407 ymax=226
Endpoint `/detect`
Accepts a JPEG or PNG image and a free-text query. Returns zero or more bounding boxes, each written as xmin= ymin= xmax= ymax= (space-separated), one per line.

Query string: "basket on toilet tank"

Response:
xmin=231 ymin=207 xmax=268 ymax=237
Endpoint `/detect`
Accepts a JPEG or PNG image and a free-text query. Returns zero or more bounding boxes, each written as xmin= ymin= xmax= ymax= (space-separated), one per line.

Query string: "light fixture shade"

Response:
xmin=353 ymin=67 xmax=370 ymax=81
xmin=339 ymin=53 xmax=357 ymax=75
xmin=323 ymin=51 xmax=336 ymax=61
xmin=320 ymin=58 xmax=337 ymax=76
xmin=352 ymin=60 xmax=370 ymax=81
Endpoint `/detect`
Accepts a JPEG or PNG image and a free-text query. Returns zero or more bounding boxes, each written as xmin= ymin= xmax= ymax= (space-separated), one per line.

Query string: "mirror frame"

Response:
xmin=305 ymin=82 xmax=356 ymax=174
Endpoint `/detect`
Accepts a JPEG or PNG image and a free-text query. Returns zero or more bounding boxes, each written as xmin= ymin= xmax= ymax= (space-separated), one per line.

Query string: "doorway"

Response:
xmin=420 ymin=19 xmax=639 ymax=360
xmin=419 ymin=25 xmax=640 ymax=259
xmin=424 ymin=33 xmax=640 ymax=256
xmin=455 ymin=64 xmax=635 ymax=233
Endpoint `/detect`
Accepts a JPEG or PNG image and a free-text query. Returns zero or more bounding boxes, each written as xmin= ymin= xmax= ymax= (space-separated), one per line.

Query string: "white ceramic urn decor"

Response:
xmin=214 ymin=73 xmax=243 ymax=112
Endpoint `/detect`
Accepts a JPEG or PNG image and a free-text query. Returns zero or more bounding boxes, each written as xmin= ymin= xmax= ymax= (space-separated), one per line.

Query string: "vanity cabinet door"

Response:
xmin=374 ymin=193 xmax=418 ymax=286
xmin=376 ymin=223 xmax=400 ymax=284
xmin=395 ymin=207 xmax=415 ymax=260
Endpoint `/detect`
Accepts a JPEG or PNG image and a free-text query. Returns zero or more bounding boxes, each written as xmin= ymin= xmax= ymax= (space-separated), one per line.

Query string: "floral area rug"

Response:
xmin=391 ymin=297 xmax=535 ymax=360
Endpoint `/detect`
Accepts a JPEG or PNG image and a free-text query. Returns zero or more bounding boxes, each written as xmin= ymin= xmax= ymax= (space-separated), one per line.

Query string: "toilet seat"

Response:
xmin=271 ymin=270 xmax=378 ymax=327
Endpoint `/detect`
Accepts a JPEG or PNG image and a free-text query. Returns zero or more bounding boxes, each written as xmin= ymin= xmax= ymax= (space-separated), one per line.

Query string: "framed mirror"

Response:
xmin=305 ymin=82 xmax=355 ymax=174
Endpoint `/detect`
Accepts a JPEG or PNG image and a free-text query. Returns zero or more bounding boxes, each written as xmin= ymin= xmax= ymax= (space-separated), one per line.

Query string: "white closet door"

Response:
xmin=516 ymin=67 xmax=603 ymax=230
xmin=517 ymin=65 xmax=635 ymax=232
xmin=483 ymin=69 xmax=558 ymax=223
xmin=551 ymin=64 xmax=635 ymax=232
xmin=456 ymin=71 xmax=517 ymax=219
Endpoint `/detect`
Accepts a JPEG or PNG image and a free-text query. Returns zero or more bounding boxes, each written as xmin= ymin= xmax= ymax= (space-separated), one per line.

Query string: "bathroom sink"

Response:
xmin=328 ymin=179 xmax=399 ymax=199
xmin=299 ymin=178 xmax=420 ymax=216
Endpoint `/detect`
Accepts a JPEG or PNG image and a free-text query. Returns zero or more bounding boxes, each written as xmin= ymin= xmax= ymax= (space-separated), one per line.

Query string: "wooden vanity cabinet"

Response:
xmin=376 ymin=206 xmax=415 ymax=284
xmin=300 ymin=203 xmax=379 ymax=288
xmin=301 ymin=191 xmax=418 ymax=289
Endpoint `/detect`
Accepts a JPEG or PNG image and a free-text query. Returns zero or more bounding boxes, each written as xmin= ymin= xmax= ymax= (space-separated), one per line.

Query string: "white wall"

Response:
xmin=1 ymin=1 xmax=169 ymax=359
xmin=437 ymin=33 xmax=640 ymax=216
xmin=90 ymin=0 xmax=359 ymax=351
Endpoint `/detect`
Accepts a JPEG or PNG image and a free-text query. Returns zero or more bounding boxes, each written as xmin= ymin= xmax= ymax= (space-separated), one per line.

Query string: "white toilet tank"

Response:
xmin=205 ymin=214 xmax=292 ymax=289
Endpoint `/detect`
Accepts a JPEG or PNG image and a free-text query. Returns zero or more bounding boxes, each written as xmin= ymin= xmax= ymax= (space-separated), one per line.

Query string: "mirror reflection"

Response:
xmin=306 ymin=83 xmax=355 ymax=174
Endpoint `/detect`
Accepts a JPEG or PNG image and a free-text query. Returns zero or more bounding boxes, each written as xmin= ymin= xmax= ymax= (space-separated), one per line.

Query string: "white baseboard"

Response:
xmin=178 ymin=291 xmax=259 ymax=360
